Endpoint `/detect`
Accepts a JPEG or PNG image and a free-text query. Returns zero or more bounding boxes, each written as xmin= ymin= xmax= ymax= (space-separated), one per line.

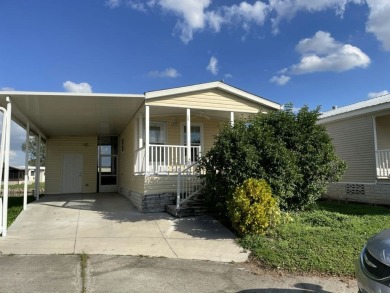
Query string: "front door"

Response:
xmin=98 ymin=136 xmax=118 ymax=193
xmin=62 ymin=153 xmax=83 ymax=193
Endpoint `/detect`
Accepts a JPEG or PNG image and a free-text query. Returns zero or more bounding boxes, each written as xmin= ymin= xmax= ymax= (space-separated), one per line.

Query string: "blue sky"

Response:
xmin=1 ymin=0 xmax=390 ymax=165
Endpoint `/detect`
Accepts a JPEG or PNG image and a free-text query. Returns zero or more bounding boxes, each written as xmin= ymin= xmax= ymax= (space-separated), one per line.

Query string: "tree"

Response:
xmin=199 ymin=104 xmax=346 ymax=219
xmin=21 ymin=136 xmax=46 ymax=166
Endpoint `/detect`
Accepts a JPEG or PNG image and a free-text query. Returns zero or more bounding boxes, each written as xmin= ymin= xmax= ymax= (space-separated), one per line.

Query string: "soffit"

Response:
xmin=0 ymin=92 xmax=144 ymax=137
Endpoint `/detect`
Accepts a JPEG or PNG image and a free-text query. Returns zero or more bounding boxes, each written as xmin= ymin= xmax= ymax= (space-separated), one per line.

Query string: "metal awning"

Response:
xmin=0 ymin=92 xmax=145 ymax=137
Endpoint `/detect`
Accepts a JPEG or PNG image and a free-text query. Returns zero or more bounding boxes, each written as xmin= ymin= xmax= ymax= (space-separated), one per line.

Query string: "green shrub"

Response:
xmin=200 ymin=104 xmax=346 ymax=219
xmin=228 ymin=178 xmax=281 ymax=235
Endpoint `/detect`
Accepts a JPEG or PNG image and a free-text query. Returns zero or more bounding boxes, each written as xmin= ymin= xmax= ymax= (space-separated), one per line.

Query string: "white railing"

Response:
xmin=176 ymin=162 xmax=203 ymax=208
xmin=135 ymin=144 xmax=201 ymax=175
xmin=376 ymin=149 xmax=390 ymax=178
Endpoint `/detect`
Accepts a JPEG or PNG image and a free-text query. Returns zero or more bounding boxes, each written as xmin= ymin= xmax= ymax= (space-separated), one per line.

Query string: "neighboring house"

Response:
xmin=0 ymin=82 xmax=280 ymax=212
xmin=319 ymin=95 xmax=390 ymax=205
xmin=6 ymin=166 xmax=45 ymax=185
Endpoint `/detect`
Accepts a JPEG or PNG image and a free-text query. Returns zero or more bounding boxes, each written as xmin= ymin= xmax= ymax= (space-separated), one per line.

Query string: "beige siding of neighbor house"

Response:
xmin=324 ymin=115 xmax=376 ymax=183
xmin=146 ymin=89 xmax=264 ymax=113
xmin=375 ymin=115 xmax=390 ymax=150
xmin=118 ymin=114 xmax=145 ymax=195
xmin=45 ymin=136 xmax=97 ymax=194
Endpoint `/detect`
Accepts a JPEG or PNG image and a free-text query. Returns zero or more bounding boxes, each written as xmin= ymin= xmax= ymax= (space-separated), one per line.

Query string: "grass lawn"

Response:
xmin=7 ymin=195 xmax=36 ymax=227
xmin=239 ymin=200 xmax=390 ymax=277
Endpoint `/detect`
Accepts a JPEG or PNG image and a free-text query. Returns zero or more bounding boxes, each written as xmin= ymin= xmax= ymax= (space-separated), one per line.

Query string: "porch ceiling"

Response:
xmin=0 ymin=92 xmax=144 ymax=137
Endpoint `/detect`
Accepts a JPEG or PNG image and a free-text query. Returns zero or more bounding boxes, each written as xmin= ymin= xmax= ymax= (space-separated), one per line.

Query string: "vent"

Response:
xmin=346 ymin=184 xmax=365 ymax=195
xmin=362 ymin=248 xmax=390 ymax=281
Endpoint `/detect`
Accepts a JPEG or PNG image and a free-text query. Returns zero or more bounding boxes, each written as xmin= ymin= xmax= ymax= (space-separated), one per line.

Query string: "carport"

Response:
xmin=0 ymin=91 xmax=144 ymax=236
xmin=0 ymin=193 xmax=248 ymax=262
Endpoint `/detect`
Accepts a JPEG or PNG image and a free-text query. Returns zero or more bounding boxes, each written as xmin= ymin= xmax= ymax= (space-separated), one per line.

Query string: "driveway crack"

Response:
xmin=155 ymin=219 xmax=178 ymax=258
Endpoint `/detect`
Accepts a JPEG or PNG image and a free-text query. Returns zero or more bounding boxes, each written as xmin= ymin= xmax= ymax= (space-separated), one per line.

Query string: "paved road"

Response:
xmin=0 ymin=255 xmax=357 ymax=293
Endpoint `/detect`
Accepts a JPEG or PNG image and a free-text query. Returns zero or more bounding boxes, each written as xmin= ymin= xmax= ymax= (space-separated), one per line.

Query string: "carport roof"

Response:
xmin=0 ymin=92 xmax=144 ymax=137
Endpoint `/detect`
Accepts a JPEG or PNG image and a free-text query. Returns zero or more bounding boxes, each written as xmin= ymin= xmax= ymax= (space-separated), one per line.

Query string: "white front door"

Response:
xmin=62 ymin=153 xmax=83 ymax=193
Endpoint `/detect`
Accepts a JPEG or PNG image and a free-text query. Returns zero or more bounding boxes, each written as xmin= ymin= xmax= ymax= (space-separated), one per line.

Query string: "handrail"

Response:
xmin=176 ymin=161 xmax=203 ymax=208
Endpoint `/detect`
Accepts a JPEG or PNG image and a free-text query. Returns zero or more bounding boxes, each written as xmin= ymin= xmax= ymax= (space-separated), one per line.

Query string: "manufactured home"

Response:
xmin=0 ymin=82 xmax=280 ymax=212
xmin=319 ymin=94 xmax=390 ymax=205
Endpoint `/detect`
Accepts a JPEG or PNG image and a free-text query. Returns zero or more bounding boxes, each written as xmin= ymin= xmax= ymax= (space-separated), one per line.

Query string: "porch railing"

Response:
xmin=135 ymin=144 xmax=201 ymax=175
xmin=176 ymin=162 xmax=203 ymax=208
xmin=376 ymin=149 xmax=390 ymax=178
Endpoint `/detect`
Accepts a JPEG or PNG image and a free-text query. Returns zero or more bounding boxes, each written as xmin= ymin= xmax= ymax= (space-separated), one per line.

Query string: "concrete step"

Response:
xmin=166 ymin=204 xmax=207 ymax=218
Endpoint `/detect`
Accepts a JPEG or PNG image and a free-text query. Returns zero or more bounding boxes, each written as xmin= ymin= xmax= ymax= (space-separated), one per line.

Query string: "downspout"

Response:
xmin=35 ymin=132 xmax=41 ymax=200
xmin=23 ymin=122 xmax=29 ymax=210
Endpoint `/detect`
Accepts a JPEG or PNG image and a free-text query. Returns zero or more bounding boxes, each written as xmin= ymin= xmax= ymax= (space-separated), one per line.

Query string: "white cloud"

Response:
xmin=157 ymin=0 xmax=211 ymax=43
xmin=366 ymin=0 xmax=390 ymax=51
xmin=206 ymin=56 xmax=219 ymax=75
xmin=148 ymin=67 xmax=180 ymax=78
xmin=219 ymin=1 xmax=269 ymax=30
xmin=291 ymin=31 xmax=370 ymax=74
xmin=106 ymin=0 xmax=121 ymax=8
xmin=269 ymin=0 xmax=364 ymax=33
xmin=63 ymin=81 xmax=93 ymax=93
xmin=0 ymin=87 xmax=15 ymax=91
xmin=224 ymin=73 xmax=233 ymax=79
xmin=110 ymin=0 xmax=390 ymax=53
xmin=270 ymin=75 xmax=291 ymax=85
xmin=368 ymin=90 xmax=389 ymax=99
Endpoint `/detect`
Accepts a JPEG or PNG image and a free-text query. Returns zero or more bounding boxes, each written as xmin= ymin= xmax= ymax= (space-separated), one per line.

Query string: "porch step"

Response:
xmin=166 ymin=194 xmax=208 ymax=217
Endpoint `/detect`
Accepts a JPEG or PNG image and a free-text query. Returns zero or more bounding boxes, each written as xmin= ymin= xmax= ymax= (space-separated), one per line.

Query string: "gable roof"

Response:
xmin=0 ymin=81 xmax=280 ymax=137
xmin=145 ymin=81 xmax=281 ymax=110
xmin=319 ymin=93 xmax=390 ymax=124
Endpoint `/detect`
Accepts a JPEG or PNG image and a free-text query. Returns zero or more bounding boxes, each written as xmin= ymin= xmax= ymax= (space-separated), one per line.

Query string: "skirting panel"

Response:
xmin=118 ymin=187 xmax=175 ymax=213
xmin=324 ymin=182 xmax=390 ymax=205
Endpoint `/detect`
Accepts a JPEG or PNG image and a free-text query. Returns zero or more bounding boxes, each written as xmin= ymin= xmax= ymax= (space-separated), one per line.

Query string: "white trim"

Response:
xmin=0 ymin=91 xmax=144 ymax=98
xmin=2 ymin=97 xmax=11 ymax=237
xmin=145 ymin=106 xmax=150 ymax=174
xmin=145 ymin=81 xmax=281 ymax=110
xmin=230 ymin=112 xmax=235 ymax=126
xmin=319 ymin=96 xmax=390 ymax=124
xmin=186 ymin=109 xmax=191 ymax=163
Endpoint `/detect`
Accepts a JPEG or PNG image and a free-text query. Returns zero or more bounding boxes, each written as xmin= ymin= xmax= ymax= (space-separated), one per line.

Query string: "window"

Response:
xmin=182 ymin=124 xmax=202 ymax=146
xmin=149 ymin=122 xmax=166 ymax=145
xmin=181 ymin=123 xmax=203 ymax=162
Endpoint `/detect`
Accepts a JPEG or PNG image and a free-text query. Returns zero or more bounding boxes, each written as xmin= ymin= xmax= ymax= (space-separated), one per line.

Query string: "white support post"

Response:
xmin=0 ymin=107 xmax=7 ymax=194
xmin=373 ymin=116 xmax=378 ymax=179
xmin=138 ymin=114 xmax=143 ymax=148
xmin=2 ymin=97 xmax=12 ymax=237
xmin=145 ymin=106 xmax=150 ymax=174
xmin=35 ymin=132 xmax=41 ymax=200
xmin=186 ymin=108 xmax=191 ymax=164
xmin=23 ymin=122 xmax=30 ymax=210
xmin=230 ymin=111 xmax=235 ymax=126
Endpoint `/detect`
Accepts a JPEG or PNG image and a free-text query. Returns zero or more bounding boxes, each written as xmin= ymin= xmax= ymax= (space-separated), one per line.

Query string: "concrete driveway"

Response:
xmin=0 ymin=193 xmax=248 ymax=262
